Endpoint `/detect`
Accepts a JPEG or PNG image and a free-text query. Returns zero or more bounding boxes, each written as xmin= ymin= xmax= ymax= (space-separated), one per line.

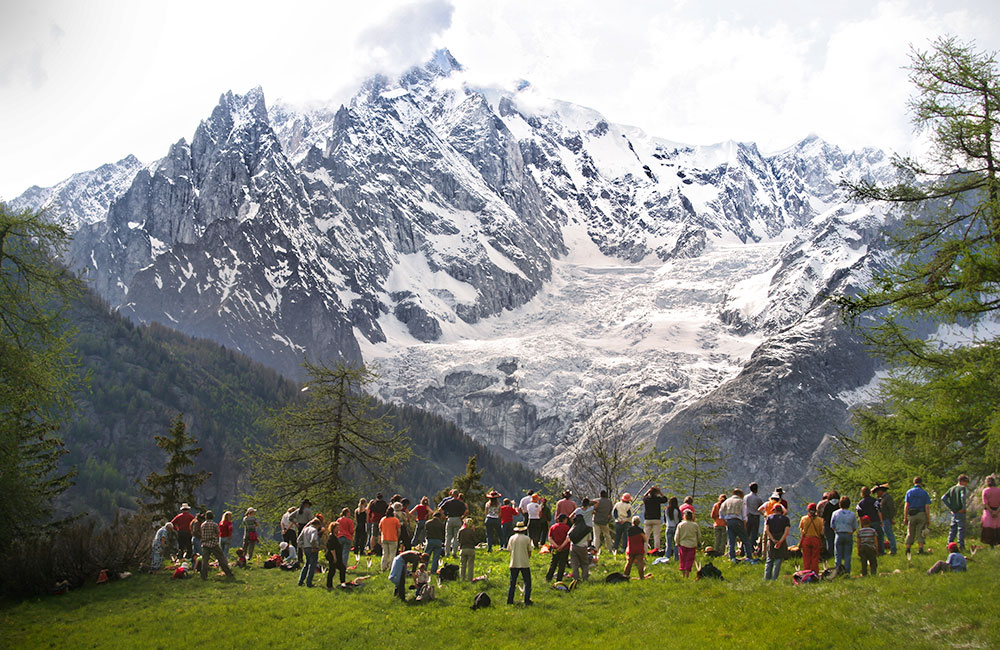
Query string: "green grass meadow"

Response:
xmin=3 ymin=535 xmax=997 ymax=649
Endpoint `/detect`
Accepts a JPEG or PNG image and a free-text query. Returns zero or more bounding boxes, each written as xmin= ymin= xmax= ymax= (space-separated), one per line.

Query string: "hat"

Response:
xmin=947 ymin=542 xmax=959 ymax=552
xmin=861 ymin=515 xmax=871 ymax=524
xmin=807 ymin=502 xmax=817 ymax=511
xmin=513 ymin=522 xmax=528 ymax=532
xmin=772 ymin=504 xmax=784 ymax=514
xmin=770 ymin=493 xmax=780 ymax=500
xmin=393 ymin=502 xmax=403 ymax=510
xmin=874 ymin=483 xmax=889 ymax=492
xmin=180 ymin=503 xmax=191 ymax=511
xmin=775 ymin=487 xmax=784 ymax=494
xmin=280 ymin=541 xmax=288 ymax=551
xmin=622 ymin=492 xmax=632 ymax=503
xmin=563 ymin=490 xmax=572 ymax=498
xmin=486 ymin=490 xmax=502 ymax=498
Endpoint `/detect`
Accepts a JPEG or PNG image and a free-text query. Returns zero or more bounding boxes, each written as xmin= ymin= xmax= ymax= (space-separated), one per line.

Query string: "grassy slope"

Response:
xmin=3 ymin=535 xmax=996 ymax=649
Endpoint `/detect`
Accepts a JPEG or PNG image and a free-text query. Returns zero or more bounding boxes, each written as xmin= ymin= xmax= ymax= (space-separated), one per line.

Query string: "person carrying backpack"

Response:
xmin=568 ymin=514 xmax=592 ymax=582
xmin=941 ymin=474 xmax=970 ymax=551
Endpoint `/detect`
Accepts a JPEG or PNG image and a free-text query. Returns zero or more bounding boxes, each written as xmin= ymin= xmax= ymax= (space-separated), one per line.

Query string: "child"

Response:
xmin=856 ymin=515 xmax=879 ymax=577
xmin=927 ymin=542 xmax=968 ymax=574
xmin=623 ymin=516 xmax=646 ymax=579
xmin=413 ymin=562 xmax=433 ymax=601
xmin=235 ymin=547 xmax=247 ymax=568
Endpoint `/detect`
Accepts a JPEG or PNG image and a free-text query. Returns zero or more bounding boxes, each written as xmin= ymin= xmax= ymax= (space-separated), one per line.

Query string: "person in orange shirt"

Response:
xmin=379 ymin=510 xmax=402 ymax=572
xmin=710 ymin=494 xmax=727 ymax=554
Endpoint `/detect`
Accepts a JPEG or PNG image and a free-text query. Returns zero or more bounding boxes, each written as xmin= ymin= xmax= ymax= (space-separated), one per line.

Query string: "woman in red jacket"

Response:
xmin=219 ymin=511 xmax=234 ymax=559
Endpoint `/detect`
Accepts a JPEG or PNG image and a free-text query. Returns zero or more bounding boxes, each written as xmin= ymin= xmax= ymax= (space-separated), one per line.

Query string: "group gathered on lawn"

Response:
xmin=150 ymin=473 xmax=1000 ymax=604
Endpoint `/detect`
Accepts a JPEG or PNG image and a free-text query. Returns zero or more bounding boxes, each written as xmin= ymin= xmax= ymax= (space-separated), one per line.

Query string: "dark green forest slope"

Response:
xmin=60 ymin=289 xmax=537 ymax=520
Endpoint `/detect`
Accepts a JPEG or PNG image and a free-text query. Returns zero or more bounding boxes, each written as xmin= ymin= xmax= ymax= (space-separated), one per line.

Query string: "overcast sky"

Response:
xmin=2 ymin=0 xmax=999 ymax=200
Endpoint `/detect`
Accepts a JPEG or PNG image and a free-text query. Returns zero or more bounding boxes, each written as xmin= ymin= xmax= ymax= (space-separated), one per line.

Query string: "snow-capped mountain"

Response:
xmin=13 ymin=50 xmax=898 ymax=493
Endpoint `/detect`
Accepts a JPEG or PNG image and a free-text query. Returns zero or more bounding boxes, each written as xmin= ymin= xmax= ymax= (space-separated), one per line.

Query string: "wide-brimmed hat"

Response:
xmin=486 ymin=490 xmax=502 ymax=498
xmin=769 ymin=493 xmax=781 ymax=500
xmin=775 ymin=487 xmax=784 ymax=494
xmin=622 ymin=493 xmax=632 ymax=502
xmin=179 ymin=503 xmax=191 ymax=511
xmin=874 ymin=483 xmax=889 ymax=492
xmin=513 ymin=522 xmax=528 ymax=532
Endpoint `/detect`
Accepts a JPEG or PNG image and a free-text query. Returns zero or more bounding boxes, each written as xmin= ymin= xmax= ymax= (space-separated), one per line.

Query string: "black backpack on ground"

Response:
xmin=605 ymin=572 xmax=629 ymax=584
xmin=439 ymin=564 xmax=460 ymax=581
xmin=697 ymin=562 xmax=724 ymax=580
xmin=471 ymin=592 xmax=491 ymax=610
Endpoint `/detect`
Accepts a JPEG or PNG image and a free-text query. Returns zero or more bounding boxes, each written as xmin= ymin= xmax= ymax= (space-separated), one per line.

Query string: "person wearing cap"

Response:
xmin=242 ymin=507 xmax=259 ymax=560
xmin=745 ymin=482 xmax=764 ymax=551
xmin=556 ymin=490 xmax=577 ymax=520
xmin=280 ymin=540 xmax=298 ymax=564
xmin=720 ymin=489 xmax=753 ymax=562
xmin=874 ymin=484 xmax=897 ymax=555
xmin=856 ymin=515 xmax=879 ymax=577
xmin=592 ymin=490 xmax=614 ymax=556
xmin=927 ymin=542 xmax=968 ymax=574
xmin=856 ymin=486 xmax=884 ymax=555
xmin=799 ymin=503 xmax=824 ymax=573
xmin=642 ymin=486 xmax=669 ymax=552
xmin=379 ymin=510 xmax=401 ymax=572
xmin=612 ymin=493 xmax=633 ymax=553
xmin=904 ymin=477 xmax=932 ymax=556
xmin=506 ymin=521 xmax=533 ymax=605
xmin=546 ymin=513 xmax=572 ymax=582
xmin=199 ymin=510 xmax=234 ymax=580
xmin=830 ymin=496 xmax=858 ymax=574
xmin=171 ymin=504 xmax=195 ymax=560
xmin=484 ymin=491 xmax=502 ymax=552
xmin=941 ymin=474 xmax=970 ymax=551
xmin=763 ymin=503 xmax=790 ymax=580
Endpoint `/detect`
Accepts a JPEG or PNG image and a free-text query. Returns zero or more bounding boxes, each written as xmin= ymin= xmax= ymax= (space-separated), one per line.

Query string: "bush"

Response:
xmin=1 ymin=513 xmax=154 ymax=598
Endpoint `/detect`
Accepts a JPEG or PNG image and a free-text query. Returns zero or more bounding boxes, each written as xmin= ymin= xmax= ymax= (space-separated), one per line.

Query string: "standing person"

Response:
xmin=389 ymin=550 xmax=427 ymax=602
xmin=353 ymin=499 xmax=368 ymax=555
xmin=368 ymin=493 xmax=388 ymax=551
xmin=151 ymin=522 xmax=174 ymax=571
xmin=424 ymin=510 xmax=447 ymax=574
xmin=721 ymin=489 xmax=752 ymax=561
xmin=941 ymin=474 xmax=971 ymax=551
xmin=525 ymin=495 xmax=544 ymax=549
xmin=199 ymin=511 xmax=234 ymax=580
xmin=190 ymin=511 xmax=204 ymax=558
xmin=506 ymin=522 xmax=533 ymax=605
xmin=410 ymin=496 xmax=431 ymax=548
xmin=679 ymin=496 xmax=695 ymax=518
xmin=623 ymin=516 xmax=646 ymax=579
xmin=218 ymin=511 xmax=233 ymax=559
xmin=335 ymin=508 xmax=354 ymax=567
xmin=856 ymin=486 xmax=885 ymax=555
xmin=441 ymin=490 xmax=467 ymax=558
xmin=830 ymin=496 xmax=858 ymax=575
xmin=242 ymin=508 xmax=259 ymax=561
xmin=745 ymin=482 xmax=765 ymax=550
xmin=981 ymin=475 xmax=1000 ymax=548
xmin=763 ymin=504 xmax=790 ymax=581
xmin=675 ymin=510 xmax=699 ymax=578
xmin=296 ymin=518 xmax=321 ymax=587
xmin=398 ymin=500 xmax=415 ymax=551
xmin=538 ymin=497 xmax=552 ymax=547
xmin=556 ymin=491 xmax=577 ymax=521
xmin=379 ymin=510 xmax=401 ymax=572
xmin=799 ymin=503 xmax=825 ymax=573
xmin=711 ymin=494 xmax=727 ymax=555
xmin=642 ymin=487 xmax=669 ymax=552
xmin=820 ymin=491 xmax=840 ymax=558
xmin=903 ymin=477 xmax=932 ymax=556
xmin=663 ymin=497 xmax=681 ymax=561
xmin=856 ymin=516 xmax=879 ymax=577
xmin=294 ymin=499 xmax=314 ymax=538
xmin=281 ymin=507 xmax=297 ymax=551
xmin=875 ymin=484 xmax=897 ymax=555
xmin=592 ymin=490 xmax=614 ymax=556
xmin=518 ymin=491 xmax=535 ymax=526
xmin=568 ymin=513 xmax=592 ymax=582
xmin=545 ymin=514 xmax=571 ymax=582
xmin=458 ymin=518 xmax=477 ymax=581
xmin=612 ymin=493 xmax=633 ymax=553
xmin=484 ymin=491 xmax=502 ymax=552
xmin=572 ymin=498 xmax=595 ymax=547
xmin=171 ymin=504 xmax=195 ymax=560
xmin=325 ymin=521 xmax=347 ymax=589
xmin=499 ymin=498 xmax=517 ymax=548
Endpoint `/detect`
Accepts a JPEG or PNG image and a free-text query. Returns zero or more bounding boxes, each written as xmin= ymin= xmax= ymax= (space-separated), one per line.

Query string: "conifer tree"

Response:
xmin=833 ymin=36 xmax=1000 ymax=484
xmin=137 ymin=414 xmax=210 ymax=521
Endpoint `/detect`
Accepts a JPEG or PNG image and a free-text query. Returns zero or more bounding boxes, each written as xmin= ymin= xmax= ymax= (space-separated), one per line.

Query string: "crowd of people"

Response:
xmin=149 ymin=472 xmax=1000 ymax=600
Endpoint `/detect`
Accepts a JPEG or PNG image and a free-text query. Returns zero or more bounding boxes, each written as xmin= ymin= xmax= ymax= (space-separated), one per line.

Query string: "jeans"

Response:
xmin=192 ymin=535 xmax=201 ymax=557
xmin=949 ymin=511 xmax=966 ymax=549
xmin=485 ymin=517 xmax=501 ymax=551
xmin=411 ymin=520 xmax=426 ymax=547
xmin=426 ymin=539 xmax=443 ymax=574
xmin=613 ymin=522 xmax=629 ymax=551
xmin=764 ymin=540 xmax=783 ymax=580
xmin=834 ymin=532 xmax=853 ymax=573
xmin=220 ymin=538 xmax=231 ymax=559
xmin=870 ymin=522 xmax=885 ymax=555
xmin=445 ymin=517 xmax=462 ymax=555
xmin=339 ymin=537 xmax=351 ymax=566
xmin=507 ymin=567 xmax=532 ymax=604
xmin=394 ymin=570 xmax=408 ymax=601
xmin=501 ymin=522 xmax=513 ymax=548
xmin=746 ymin=514 xmax=761 ymax=546
xmin=883 ymin=520 xmax=897 ymax=553
xmin=298 ymin=548 xmax=318 ymax=586
xmin=725 ymin=519 xmax=752 ymax=561
xmin=664 ymin=526 xmax=677 ymax=559
xmin=546 ymin=549 xmax=568 ymax=581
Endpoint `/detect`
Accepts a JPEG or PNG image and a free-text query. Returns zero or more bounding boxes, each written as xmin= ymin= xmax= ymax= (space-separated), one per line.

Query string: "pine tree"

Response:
xmin=137 ymin=414 xmax=211 ymax=521
xmin=246 ymin=361 xmax=411 ymax=524
xmin=833 ymin=36 xmax=1000 ymax=484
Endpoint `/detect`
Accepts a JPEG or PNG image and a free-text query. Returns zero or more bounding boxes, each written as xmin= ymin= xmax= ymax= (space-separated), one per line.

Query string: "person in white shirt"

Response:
xmin=526 ymin=495 xmax=544 ymax=548
xmin=518 ymin=491 xmax=535 ymax=525
xmin=296 ymin=519 xmax=321 ymax=587
xmin=506 ymin=522 xmax=533 ymax=605
xmin=612 ymin=494 xmax=634 ymax=553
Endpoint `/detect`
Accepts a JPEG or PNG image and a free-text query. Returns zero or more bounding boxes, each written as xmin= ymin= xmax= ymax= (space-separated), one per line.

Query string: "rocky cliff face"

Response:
xmin=16 ymin=50 xmax=900 ymax=492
